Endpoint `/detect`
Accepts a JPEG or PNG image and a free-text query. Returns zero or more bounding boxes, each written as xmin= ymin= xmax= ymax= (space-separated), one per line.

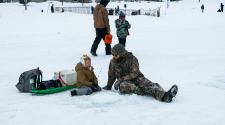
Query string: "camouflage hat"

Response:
xmin=111 ymin=44 xmax=127 ymax=56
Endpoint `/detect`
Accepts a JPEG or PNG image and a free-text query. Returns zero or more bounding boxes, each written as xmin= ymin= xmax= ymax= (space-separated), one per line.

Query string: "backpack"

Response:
xmin=15 ymin=67 xmax=42 ymax=93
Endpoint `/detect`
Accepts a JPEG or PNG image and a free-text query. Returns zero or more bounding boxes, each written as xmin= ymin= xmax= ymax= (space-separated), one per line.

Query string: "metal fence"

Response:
xmin=55 ymin=6 xmax=161 ymax=17
xmin=55 ymin=7 xmax=92 ymax=14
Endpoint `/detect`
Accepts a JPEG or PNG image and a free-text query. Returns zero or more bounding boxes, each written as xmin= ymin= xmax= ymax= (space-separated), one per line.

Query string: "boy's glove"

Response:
xmin=90 ymin=84 xmax=102 ymax=92
xmin=92 ymin=82 xmax=98 ymax=86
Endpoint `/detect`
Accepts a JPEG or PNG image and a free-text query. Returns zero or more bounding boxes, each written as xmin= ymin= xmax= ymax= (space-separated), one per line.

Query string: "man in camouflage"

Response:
xmin=103 ymin=44 xmax=178 ymax=102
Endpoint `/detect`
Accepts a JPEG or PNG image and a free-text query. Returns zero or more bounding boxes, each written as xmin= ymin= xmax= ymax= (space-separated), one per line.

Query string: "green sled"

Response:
xmin=31 ymin=85 xmax=76 ymax=95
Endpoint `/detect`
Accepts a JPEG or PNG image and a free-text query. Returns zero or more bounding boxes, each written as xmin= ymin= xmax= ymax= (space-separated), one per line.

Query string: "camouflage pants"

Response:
xmin=118 ymin=77 xmax=166 ymax=101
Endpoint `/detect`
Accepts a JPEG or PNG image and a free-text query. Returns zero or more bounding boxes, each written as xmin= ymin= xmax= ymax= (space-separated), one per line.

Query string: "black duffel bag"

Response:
xmin=37 ymin=80 xmax=62 ymax=90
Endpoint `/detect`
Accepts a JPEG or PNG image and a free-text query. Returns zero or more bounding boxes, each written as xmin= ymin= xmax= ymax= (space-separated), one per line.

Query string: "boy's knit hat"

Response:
xmin=119 ymin=11 xmax=126 ymax=17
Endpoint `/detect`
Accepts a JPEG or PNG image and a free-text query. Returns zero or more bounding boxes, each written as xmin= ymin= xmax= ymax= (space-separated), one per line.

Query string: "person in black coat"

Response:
xmin=221 ymin=3 xmax=224 ymax=12
xmin=51 ymin=4 xmax=54 ymax=13
xmin=201 ymin=4 xmax=204 ymax=13
xmin=91 ymin=6 xmax=94 ymax=14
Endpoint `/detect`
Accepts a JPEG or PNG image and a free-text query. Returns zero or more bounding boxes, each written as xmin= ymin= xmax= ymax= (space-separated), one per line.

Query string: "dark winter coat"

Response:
xmin=201 ymin=5 xmax=204 ymax=10
xmin=51 ymin=5 xmax=54 ymax=13
xmin=221 ymin=3 xmax=224 ymax=11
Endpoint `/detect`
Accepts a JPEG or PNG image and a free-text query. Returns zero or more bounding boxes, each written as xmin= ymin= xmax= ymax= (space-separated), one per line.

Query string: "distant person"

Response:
xmin=115 ymin=7 xmax=117 ymax=15
xmin=201 ymin=4 xmax=204 ymax=13
xmin=103 ymin=44 xmax=178 ymax=103
xmin=70 ymin=54 xmax=101 ymax=96
xmin=90 ymin=0 xmax=111 ymax=56
xmin=91 ymin=6 xmax=94 ymax=14
xmin=109 ymin=8 xmax=114 ymax=15
xmin=115 ymin=5 xmax=120 ymax=15
xmin=220 ymin=3 xmax=224 ymax=12
xmin=51 ymin=4 xmax=54 ymax=13
xmin=115 ymin=11 xmax=131 ymax=47
xmin=138 ymin=9 xmax=141 ymax=15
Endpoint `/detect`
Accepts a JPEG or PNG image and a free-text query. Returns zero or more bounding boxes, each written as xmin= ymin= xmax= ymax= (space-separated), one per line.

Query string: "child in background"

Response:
xmin=115 ymin=11 xmax=131 ymax=47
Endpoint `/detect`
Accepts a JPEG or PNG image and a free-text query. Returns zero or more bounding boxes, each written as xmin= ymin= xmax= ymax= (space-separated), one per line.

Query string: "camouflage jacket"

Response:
xmin=106 ymin=52 xmax=144 ymax=88
xmin=115 ymin=19 xmax=131 ymax=38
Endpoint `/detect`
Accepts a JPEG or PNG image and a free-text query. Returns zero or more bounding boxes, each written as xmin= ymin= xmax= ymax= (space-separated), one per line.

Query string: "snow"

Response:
xmin=0 ymin=0 xmax=225 ymax=125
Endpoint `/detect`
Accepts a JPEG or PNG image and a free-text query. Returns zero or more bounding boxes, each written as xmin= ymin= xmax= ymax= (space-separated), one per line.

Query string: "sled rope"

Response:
xmin=58 ymin=72 xmax=74 ymax=86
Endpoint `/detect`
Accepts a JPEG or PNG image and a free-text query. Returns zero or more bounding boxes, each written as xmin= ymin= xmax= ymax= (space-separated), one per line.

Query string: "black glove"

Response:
xmin=90 ymin=84 xmax=102 ymax=92
xmin=102 ymin=85 xmax=111 ymax=90
xmin=92 ymin=82 xmax=98 ymax=87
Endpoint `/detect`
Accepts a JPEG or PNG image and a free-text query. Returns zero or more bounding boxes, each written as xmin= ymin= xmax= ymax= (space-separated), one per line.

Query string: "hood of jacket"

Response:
xmin=75 ymin=63 xmax=92 ymax=72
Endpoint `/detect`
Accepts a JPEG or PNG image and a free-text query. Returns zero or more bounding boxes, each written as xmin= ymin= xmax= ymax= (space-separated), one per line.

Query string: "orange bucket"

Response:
xmin=104 ymin=34 xmax=113 ymax=44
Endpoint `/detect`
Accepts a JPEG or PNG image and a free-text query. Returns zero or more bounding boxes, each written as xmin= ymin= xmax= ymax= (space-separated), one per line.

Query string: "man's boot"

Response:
xmin=162 ymin=84 xmax=178 ymax=103
xmin=90 ymin=51 xmax=97 ymax=56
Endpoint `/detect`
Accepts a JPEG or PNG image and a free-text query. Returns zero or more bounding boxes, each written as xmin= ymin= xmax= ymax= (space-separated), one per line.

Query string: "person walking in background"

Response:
xmin=90 ymin=0 xmax=111 ymax=56
xmin=115 ymin=11 xmax=131 ymax=47
xmin=201 ymin=4 xmax=204 ymax=13
xmin=220 ymin=3 xmax=224 ymax=12
xmin=115 ymin=5 xmax=120 ymax=15
xmin=91 ymin=6 xmax=94 ymax=14
xmin=51 ymin=4 xmax=54 ymax=13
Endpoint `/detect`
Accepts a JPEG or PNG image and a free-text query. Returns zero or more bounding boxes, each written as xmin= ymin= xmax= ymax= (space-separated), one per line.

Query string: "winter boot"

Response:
xmin=71 ymin=86 xmax=93 ymax=96
xmin=90 ymin=51 xmax=97 ymax=56
xmin=70 ymin=90 xmax=77 ymax=96
xmin=162 ymin=84 xmax=178 ymax=103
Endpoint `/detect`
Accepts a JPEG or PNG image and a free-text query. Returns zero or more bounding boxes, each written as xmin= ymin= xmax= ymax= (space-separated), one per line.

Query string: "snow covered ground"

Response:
xmin=0 ymin=0 xmax=225 ymax=125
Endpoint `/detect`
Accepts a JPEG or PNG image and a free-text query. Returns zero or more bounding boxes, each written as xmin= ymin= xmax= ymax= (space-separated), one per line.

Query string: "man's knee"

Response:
xmin=119 ymin=82 xmax=138 ymax=94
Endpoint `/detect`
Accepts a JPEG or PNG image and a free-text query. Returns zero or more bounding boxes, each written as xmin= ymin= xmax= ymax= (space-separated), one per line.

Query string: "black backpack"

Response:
xmin=15 ymin=67 xmax=42 ymax=93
